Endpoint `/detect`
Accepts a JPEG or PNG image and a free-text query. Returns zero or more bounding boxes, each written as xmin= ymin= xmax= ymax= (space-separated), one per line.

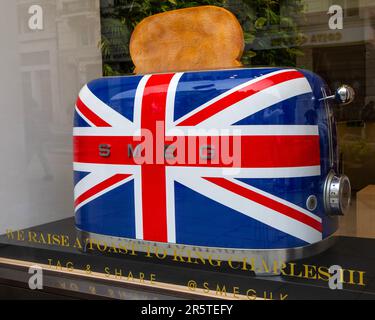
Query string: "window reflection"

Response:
xmin=0 ymin=0 xmax=102 ymax=233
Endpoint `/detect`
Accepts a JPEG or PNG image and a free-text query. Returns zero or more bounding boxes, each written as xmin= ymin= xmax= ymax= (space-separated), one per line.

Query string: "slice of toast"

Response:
xmin=130 ymin=6 xmax=244 ymax=74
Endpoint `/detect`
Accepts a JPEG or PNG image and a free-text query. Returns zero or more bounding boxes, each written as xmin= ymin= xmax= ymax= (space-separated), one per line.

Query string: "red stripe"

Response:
xmin=204 ymin=177 xmax=322 ymax=232
xmin=76 ymin=97 xmax=111 ymax=127
xmin=74 ymin=173 xmax=131 ymax=208
xmin=140 ymin=73 xmax=175 ymax=242
xmin=73 ymin=135 xmax=320 ymax=168
xmin=177 ymin=70 xmax=304 ymax=126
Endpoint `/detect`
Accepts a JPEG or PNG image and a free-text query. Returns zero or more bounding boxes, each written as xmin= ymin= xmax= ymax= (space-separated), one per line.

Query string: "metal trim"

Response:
xmin=77 ymin=228 xmax=335 ymax=275
xmin=323 ymin=170 xmax=351 ymax=216
xmin=321 ymin=87 xmax=335 ymax=168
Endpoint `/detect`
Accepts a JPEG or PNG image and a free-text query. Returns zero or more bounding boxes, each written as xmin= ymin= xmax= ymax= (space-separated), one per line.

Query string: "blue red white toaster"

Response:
xmin=73 ymin=67 xmax=351 ymax=259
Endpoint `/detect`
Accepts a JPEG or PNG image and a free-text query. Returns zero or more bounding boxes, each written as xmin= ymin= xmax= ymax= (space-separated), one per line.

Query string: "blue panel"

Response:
xmin=174 ymin=68 xmax=278 ymax=121
xmin=301 ymin=69 xmax=335 ymax=177
xmin=234 ymin=93 xmax=315 ymax=126
xmin=73 ymin=110 xmax=90 ymax=127
xmin=73 ymin=170 xmax=90 ymax=185
xmin=87 ymin=75 xmax=143 ymax=122
xmin=174 ymin=181 xmax=307 ymax=249
xmin=76 ymin=180 xmax=136 ymax=238
xmin=237 ymin=176 xmax=322 ymax=217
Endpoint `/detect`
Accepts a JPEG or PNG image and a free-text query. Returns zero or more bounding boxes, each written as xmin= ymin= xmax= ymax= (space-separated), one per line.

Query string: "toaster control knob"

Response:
xmin=324 ymin=172 xmax=351 ymax=215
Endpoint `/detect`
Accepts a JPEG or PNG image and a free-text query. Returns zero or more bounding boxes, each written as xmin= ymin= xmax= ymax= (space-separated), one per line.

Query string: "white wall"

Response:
xmin=0 ymin=0 xmax=102 ymax=233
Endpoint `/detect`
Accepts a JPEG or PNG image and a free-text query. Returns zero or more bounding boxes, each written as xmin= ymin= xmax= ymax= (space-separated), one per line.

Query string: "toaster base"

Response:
xmin=77 ymin=228 xmax=335 ymax=276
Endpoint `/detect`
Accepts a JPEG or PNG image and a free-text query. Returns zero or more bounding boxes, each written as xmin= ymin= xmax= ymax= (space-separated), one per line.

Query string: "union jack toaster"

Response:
xmin=73 ymin=67 xmax=353 ymax=266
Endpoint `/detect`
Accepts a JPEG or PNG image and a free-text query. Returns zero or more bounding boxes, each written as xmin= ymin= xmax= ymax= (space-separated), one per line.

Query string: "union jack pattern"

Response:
xmin=73 ymin=68 xmax=324 ymax=248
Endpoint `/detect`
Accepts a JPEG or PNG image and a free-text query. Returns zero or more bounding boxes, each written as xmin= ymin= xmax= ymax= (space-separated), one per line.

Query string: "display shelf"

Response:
xmin=1 ymin=218 xmax=375 ymax=300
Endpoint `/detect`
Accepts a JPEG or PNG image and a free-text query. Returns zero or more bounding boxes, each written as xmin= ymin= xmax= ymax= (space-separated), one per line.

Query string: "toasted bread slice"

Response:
xmin=130 ymin=6 xmax=244 ymax=74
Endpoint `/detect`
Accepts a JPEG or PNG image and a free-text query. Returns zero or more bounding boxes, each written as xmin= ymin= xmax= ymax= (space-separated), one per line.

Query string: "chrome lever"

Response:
xmin=319 ymin=84 xmax=355 ymax=105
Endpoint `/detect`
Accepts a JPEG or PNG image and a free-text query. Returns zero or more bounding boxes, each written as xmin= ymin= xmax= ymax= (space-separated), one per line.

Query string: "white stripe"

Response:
xmin=174 ymin=69 xmax=298 ymax=126
xmin=74 ymin=125 xmax=318 ymax=137
xmin=73 ymin=162 xmax=137 ymax=174
xmin=75 ymin=105 xmax=95 ymax=127
xmin=73 ymin=127 xmax=138 ymax=136
xmin=133 ymin=75 xmax=151 ymax=131
xmin=73 ymin=163 xmax=320 ymax=178
xmin=173 ymin=172 xmax=322 ymax=244
xmin=79 ymin=85 xmax=135 ymax=131
xmin=75 ymin=175 xmax=134 ymax=212
xmin=167 ymin=166 xmax=320 ymax=179
xmin=134 ymin=168 xmax=143 ymax=240
xmin=166 ymin=125 xmax=319 ymax=136
xmin=195 ymin=77 xmax=312 ymax=128
xmin=166 ymin=168 xmax=176 ymax=243
xmin=166 ymin=73 xmax=184 ymax=132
